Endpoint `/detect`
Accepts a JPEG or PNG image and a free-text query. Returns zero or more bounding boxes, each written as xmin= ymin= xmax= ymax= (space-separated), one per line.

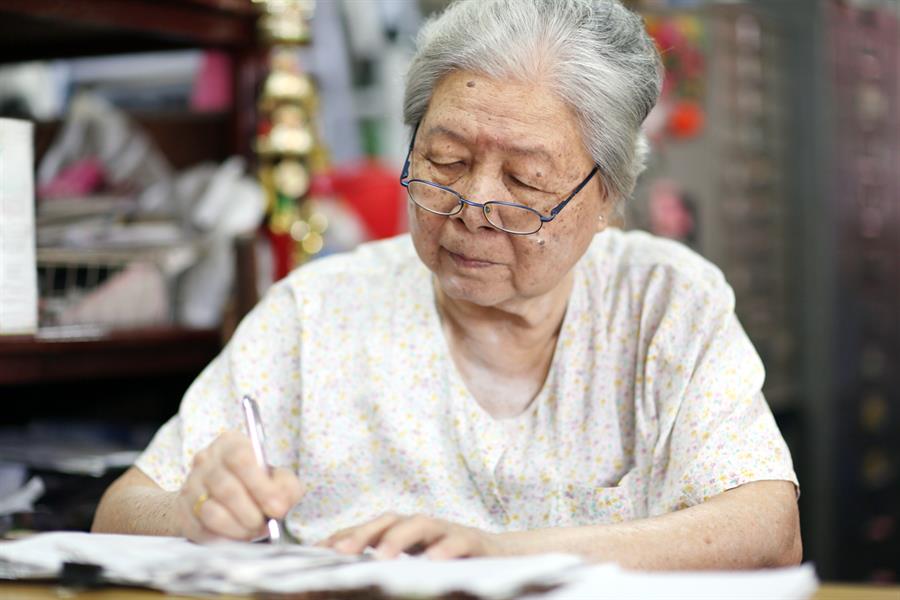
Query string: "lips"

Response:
xmin=444 ymin=248 xmax=495 ymax=268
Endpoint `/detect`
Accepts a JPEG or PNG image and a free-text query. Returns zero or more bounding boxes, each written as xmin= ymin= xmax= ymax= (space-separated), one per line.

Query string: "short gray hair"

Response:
xmin=404 ymin=0 xmax=662 ymax=205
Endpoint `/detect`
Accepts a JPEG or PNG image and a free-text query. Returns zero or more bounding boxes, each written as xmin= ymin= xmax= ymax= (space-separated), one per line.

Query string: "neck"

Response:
xmin=434 ymin=272 xmax=575 ymax=356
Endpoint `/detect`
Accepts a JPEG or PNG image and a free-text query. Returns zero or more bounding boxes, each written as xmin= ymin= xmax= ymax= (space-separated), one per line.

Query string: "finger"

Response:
xmin=180 ymin=471 xmax=257 ymax=541
xmin=195 ymin=495 xmax=256 ymax=540
xmin=324 ymin=513 xmax=404 ymax=554
xmin=177 ymin=478 xmax=211 ymax=541
xmin=425 ymin=534 xmax=474 ymax=560
xmin=375 ymin=516 xmax=447 ymax=559
xmin=218 ymin=435 xmax=287 ymax=517
xmin=176 ymin=484 xmax=225 ymax=543
xmin=202 ymin=466 xmax=266 ymax=532
xmin=181 ymin=511 xmax=221 ymax=544
xmin=270 ymin=467 xmax=304 ymax=517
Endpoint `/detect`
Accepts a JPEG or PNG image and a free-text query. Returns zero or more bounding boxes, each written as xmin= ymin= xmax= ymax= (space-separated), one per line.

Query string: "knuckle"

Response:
xmin=349 ymin=528 xmax=373 ymax=543
xmin=407 ymin=515 xmax=430 ymax=527
xmin=219 ymin=430 xmax=243 ymax=445
xmin=279 ymin=478 xmax=302 ymax=501
xmin=224 ymin=447 xmax=257 ymax=473
xmin=287 ymin=480 xmax=303 ymax=501
xmin=201 ymin=503 xmax=233 ymax=536
xmin=192 ymin=449 xmax=209 ymax=468
xmin=243 ymin=510 xmax=265 ymax=530
xmin=209 ymin=476 xmax=242 ymax=501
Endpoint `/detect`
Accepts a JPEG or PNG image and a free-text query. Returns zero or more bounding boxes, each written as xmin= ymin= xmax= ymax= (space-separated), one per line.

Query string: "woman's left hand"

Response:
xmin=318 ymin=513 xmax=503 ymax=559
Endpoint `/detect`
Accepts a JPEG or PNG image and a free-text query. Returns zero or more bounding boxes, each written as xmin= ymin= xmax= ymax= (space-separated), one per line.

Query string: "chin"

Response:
xmin=437 ymin=275 xmax=509 ymax=307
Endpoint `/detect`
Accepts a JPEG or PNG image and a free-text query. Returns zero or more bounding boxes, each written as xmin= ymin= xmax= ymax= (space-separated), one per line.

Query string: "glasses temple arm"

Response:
xmin=400 ymin=123 xmax=420 ymax=182
xmin=549 ymin=165 xmax=600 ymax=217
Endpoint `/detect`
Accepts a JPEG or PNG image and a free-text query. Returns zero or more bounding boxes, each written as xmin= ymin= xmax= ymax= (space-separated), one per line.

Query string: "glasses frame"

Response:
xmin=399 ymin=124 xmax=600 ymax=235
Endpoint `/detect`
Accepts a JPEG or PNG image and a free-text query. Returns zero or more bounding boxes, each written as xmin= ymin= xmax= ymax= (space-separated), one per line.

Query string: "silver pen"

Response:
xmin=241 ymin=395 xmax=292 ymax=545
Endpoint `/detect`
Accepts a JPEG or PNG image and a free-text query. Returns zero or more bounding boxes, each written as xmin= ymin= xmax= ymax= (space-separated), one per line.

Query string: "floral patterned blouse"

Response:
xmin=136 ymin=229 xmax=798 ymax=543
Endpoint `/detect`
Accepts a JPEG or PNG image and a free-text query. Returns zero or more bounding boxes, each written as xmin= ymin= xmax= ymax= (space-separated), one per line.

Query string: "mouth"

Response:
xmin=445 ymin=248 xmax=496 ymax=269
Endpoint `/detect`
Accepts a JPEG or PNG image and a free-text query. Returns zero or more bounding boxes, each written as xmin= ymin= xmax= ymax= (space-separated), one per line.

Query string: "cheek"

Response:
xmin=510 ymin=236 xmax=560 ymax=290
xmin=408 ymin=204 xmax=445 ymax=261
xmin=511 ymin=222 xmax=589 ymax=292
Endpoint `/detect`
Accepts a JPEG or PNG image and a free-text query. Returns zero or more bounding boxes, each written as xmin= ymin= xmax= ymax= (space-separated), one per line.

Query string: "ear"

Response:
xmin=594 ymin=178 xmax=615 ymax=232
xmin=597 ymin=196 xmax=617 ymax=232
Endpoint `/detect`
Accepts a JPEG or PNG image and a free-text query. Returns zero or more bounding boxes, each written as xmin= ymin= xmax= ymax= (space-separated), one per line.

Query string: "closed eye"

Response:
xmin=511 ymin=176 xmax=547 ymax=193
xmin=428 ymin=159 xmax=464 ymax=168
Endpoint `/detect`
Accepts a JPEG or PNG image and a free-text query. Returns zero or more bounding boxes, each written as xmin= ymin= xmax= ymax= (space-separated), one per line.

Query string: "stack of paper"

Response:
xmin=0 ymin=532 xmax=818 ymax=599
xmin=532 ymin=563 xmax=819 ymax=600
xmin=0 ymin=118 xmax=38 ymax=335
xmin=0 ymin=532 xmax=582 ymax=598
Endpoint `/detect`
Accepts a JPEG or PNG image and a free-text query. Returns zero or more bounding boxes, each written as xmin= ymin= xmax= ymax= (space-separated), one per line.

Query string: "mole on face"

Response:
xmin=466 ymin=80 xmax=476 ymax=88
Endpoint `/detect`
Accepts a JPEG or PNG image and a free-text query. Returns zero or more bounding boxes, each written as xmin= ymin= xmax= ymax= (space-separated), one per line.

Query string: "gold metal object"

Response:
xmin=193 ymin=492 xmax=209 ymax=518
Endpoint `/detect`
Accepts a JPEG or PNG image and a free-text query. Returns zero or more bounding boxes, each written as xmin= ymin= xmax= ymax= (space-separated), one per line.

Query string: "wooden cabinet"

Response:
xmin=0 ymin=1 xmax=261 ymax=389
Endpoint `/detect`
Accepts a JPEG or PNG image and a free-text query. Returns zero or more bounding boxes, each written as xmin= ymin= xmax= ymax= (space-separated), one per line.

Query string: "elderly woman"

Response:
xmin=93 ymin=0 xmax=801 ymax=569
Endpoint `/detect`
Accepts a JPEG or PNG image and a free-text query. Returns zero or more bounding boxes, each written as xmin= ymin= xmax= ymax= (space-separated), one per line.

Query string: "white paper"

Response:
xmin=0 ymin=532 xmax=581 ymax=597
xmin=0 ymin=532 xmax=818 ymax=600
xmin=0 ymin=118 xmax=38 ymax=335
xmin=532 ymin=562 xmax=819 ymax=600
xmin=0 ymin=476 xmax=44 ymax=516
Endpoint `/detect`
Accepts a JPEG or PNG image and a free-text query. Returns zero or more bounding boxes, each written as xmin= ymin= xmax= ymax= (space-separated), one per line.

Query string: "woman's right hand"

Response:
xmin=176 ymin=431 xmax=304 ymax=542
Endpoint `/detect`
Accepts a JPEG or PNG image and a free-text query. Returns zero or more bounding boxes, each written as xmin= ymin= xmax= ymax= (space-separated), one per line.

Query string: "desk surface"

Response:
xmin=1 ymin=583 xmax=898 ymax=600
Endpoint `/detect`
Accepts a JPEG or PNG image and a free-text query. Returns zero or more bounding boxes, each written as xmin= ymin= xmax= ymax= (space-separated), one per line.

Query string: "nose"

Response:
xmin=449 ymin=171 xmax=502 ymax=233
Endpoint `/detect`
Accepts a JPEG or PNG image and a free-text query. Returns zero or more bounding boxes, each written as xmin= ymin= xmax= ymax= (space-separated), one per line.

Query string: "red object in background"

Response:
xmin=191 ymin=51 xmax=233 ymax=112
xmin=648 ymin=179 xmax=696 ymax=244
xmin=267 ymin=161 xmax=405 ymax=281
xmin=37 ymin=158 xmax=106 ymax=199
xmin=328 ymin=160 xmax=406 ymax=241
xmin=268 ymin=228 xmax=295 ymax=282
xmin=667 ymin=100 xmax=705 ymax=139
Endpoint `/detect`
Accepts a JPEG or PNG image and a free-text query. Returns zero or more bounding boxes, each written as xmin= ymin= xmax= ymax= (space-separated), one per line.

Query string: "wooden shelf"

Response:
xmin=0 ymin=0 xmax=260 ymax=397
xmin=0 ymin=327 xmax=221 ymax=386
xmin=34 ymin=111 xmax=233 ymax=171
xmin=0 ymin=0 xmax=259 ymax=64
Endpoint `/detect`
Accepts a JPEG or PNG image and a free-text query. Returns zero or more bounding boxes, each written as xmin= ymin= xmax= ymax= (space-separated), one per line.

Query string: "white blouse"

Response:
xmin=136 ymin=229 xmax=798 ymax=543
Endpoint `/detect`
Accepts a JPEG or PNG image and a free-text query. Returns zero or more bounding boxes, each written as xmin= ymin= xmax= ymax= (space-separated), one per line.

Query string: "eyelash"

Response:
xmin=426 ymin=158 xmax=544 ymax=193
xmin=429 ymin=159 xmax=463 ymax=169
xmin=512 ymin=177 xmax=539 ymax=191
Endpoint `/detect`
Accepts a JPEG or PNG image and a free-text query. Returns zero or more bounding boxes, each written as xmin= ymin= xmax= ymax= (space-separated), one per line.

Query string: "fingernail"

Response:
xmin=266 ymin=500 xmax=285 ymax=515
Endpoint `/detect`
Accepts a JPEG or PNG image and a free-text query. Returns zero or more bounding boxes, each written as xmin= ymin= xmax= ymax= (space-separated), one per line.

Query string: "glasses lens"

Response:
xmin=484 ymin=203 xmax=542 ymax=235
xmin=407 ymin=181 xmax=461 ymax=215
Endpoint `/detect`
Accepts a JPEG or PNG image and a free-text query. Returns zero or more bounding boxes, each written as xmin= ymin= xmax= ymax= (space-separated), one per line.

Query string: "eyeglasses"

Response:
xmin=399 ymin=125 xmax=600 ymax=236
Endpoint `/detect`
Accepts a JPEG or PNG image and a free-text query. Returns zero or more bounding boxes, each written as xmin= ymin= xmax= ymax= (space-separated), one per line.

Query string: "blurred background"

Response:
xmin=0 ymin=0 xmax=897 ymax=585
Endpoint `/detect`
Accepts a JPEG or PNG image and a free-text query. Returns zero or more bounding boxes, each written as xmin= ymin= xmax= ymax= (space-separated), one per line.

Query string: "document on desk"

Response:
xmin=0 ymin=532 xmax=818 ymax=599
xmin=0 ymin=118 xmax=39 ymax=335
xmin=0 ymin=532 xmax=582 ymax=597
xmin=530 ymin=563 xmax=819 ymax=600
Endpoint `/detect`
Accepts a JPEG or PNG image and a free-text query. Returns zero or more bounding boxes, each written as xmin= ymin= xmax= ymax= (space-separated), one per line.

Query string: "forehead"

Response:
xmin=422 ymin=70 xmax=587 ymax=167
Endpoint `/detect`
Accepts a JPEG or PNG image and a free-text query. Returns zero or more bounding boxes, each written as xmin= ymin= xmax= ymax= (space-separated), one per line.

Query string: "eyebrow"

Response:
xmin=423 ymin=125 xmax=555 ymax=164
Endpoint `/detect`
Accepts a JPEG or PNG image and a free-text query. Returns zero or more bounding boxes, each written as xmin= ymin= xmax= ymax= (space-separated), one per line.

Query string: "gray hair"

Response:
xmin=403 ymin=0 xmax=663 ymax=205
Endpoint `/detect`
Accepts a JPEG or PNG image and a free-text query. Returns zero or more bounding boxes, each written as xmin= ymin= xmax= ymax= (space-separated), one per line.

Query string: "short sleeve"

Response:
xmin=134 ymin=279 xmax=303 ymax=491
xmin=649 ymin=306 xmax=798 ymax=515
